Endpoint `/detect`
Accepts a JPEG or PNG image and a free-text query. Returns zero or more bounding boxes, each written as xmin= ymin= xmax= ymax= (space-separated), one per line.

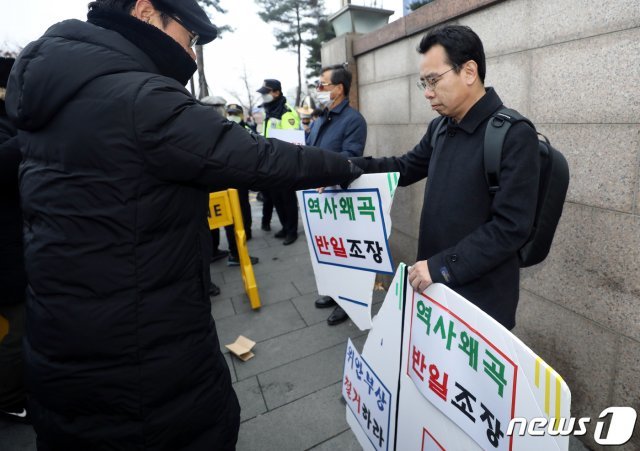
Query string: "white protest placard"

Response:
xmin=344 ymin=265 xmax=572 ymax=451
xmin=268 ymin=128 xmax=306 ymax=145
xmin=344 ymin=264 xmax=407 ymax=451
xmin=297 ymin=173 xmax=399 ymax=330
xmin=343 ymin=338 xmax=393 ymax=451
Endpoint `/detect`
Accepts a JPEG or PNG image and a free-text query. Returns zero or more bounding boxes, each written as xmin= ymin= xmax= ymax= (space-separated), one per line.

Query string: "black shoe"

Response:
xmin=0 ymin=403 xmax=30 ymax=424
xmin=327 ymin=306 xmax=348 ymax=326
xmin=283 ymin=234 xmax=297 ymax=245
xmin=209 ymin=283 xmax=221 ymax=297
xmin=315 ymin=296 xmax=337 ymax=309
xmin=211 ymin=249 xmax=229 ymax=262
xmin=261 ymin=223 xmax=271 ymax=232
xmin=274 ymin=229 xmax=286 ymax=239
xmin=227 ymin=255 xmax=259 ymax=266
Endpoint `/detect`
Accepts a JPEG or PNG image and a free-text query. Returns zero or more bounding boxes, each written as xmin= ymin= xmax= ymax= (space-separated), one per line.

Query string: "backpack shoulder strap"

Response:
xmin=429 ymin=115 xmax=447 ymax=150
xmin=484 ymin=107 xmax=534 ymax=194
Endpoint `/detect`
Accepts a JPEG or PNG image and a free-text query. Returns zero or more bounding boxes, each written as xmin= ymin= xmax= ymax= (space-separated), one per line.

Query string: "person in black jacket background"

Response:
xmin=4 ymin=0 xmax=361 ymax=449
xmin=351 ymin=25 xmax=539 ymax=330
xmin=0 ymin=55 xmax=28 ymax=424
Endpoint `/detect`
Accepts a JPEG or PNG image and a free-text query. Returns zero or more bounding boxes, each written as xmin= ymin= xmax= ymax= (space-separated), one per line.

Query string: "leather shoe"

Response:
xmin=274 ymin=229 xmax=286 ymax=238
xmin=283 ymin=234 xmax=297 ymax=245
xmin=327 ymin=306 xmax=348 ymax=326
xmin=315 ymin=296 xmax=336 ymax=309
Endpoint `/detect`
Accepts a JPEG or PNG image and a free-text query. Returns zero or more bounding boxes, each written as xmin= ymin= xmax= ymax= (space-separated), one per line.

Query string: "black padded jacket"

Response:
xmin=6 ymin=18 xmax=355 ymax=450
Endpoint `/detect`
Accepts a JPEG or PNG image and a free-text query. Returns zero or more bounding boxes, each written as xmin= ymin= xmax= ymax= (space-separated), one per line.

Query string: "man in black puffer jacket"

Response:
xmin=5 ymin=0 xmax=361 ymax=449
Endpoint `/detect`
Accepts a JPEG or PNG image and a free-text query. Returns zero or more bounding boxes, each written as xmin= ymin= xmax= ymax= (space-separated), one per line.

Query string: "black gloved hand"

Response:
xmin=339 ymin=160 xmax=364 ymax=190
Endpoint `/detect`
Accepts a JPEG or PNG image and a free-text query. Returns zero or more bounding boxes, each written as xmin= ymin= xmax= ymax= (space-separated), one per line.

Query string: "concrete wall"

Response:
xmin=323 ymin=0 xmax=640 ymax=449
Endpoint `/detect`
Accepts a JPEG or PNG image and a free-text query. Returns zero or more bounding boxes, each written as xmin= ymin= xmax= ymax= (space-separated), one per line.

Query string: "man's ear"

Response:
xmin=463 ymin=60 xmax=479 ymax=86
xmin=131 ymin=0 xmax=156 ymax=22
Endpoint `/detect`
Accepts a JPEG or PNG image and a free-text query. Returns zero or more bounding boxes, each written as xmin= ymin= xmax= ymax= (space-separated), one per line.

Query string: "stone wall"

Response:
xmin=322 ymin=0 xmax=640 ymax=449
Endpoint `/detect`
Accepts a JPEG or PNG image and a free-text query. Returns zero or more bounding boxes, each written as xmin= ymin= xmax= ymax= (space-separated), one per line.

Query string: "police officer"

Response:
xmin=257 ymin=79 xmax=301 ymax=245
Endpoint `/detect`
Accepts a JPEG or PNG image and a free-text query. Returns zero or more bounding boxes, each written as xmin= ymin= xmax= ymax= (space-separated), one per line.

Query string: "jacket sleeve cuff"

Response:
xmin=427 ymin=254 xmax=453 ymax=285
xmin=348 ymin=156 xmax=369 ymax=172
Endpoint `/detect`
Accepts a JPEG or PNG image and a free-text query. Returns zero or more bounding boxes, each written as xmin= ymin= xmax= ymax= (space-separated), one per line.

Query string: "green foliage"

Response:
xmin=304 ymin=17 xmax=335 ymax=78
xmin=409 ymin=0 xmax=435 ymax=11
xmin=254 ymin=0 xmax=331 ymax=104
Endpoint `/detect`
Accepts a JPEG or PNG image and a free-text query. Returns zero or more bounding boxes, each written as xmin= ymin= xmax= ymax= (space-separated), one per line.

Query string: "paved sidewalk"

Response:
xmin=0 ymin=198 xmax=591 ymax=451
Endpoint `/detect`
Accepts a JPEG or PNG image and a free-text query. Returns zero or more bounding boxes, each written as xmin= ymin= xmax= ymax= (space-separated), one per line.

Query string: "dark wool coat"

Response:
xmin=6 ymin=19 xmax=355 ymax=450
xmin=352 ymin=89 xmax=540 ymax=329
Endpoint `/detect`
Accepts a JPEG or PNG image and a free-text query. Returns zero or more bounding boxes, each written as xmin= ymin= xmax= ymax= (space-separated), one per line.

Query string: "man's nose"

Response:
xmin=424 ymin=87 xmax=435 ymax=100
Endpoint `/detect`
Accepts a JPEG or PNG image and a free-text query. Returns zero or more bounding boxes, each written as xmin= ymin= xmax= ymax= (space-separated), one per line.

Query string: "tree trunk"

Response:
xmin=295 ymin=5 xmax=302 ymax=107
xmin=196 ymin=45 xmax=209 ymax=99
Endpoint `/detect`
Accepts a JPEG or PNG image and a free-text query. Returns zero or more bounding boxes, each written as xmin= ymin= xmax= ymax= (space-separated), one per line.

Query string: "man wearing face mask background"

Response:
xmin=307 ymin=64 xmax=368 ymax=326
xmin=257 ymin=79 xmax=301 ymax=245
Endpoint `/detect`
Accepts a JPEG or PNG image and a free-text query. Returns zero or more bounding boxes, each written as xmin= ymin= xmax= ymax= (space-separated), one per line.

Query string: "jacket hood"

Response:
xmin=6 ymin=19 xmax=156 ymax=131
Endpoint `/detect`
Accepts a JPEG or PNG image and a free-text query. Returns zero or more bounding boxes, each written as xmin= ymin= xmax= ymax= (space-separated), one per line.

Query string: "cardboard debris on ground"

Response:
xmin=225 ymin=335 xmax=256 ymax=361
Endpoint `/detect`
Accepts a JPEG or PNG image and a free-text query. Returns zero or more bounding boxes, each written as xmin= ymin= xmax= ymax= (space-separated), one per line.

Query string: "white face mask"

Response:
xmin=316 ymin=91 xmax=332 ymax=108
xmin=228 ymin=115 xmax=242 ymax=123
xmin=261 ymin=93 xmax=274 ymax=104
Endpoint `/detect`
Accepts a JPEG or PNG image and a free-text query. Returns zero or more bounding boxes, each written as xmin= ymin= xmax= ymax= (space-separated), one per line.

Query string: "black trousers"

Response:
xmin=271 ymin=189 xmax=298 ymax=236
xmin=261 ymin=191 xmax=273 ymax=227
xmin=211 ymin=189 xmax=252 ymax=259
xmin=238 ymin=189 xmax=252 ymax=231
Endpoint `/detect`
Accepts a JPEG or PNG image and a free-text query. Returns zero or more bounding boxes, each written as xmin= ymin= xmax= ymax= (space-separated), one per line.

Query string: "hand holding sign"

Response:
xmin=407 ymin=260 xmax=433 ymax=293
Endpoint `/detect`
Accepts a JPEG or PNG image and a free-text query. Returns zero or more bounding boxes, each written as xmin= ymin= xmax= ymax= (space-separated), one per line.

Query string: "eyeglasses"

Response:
xmin=167 ymin=13 xmax=200 ymax=47
xmin=416 ymin=66 xmax=457 ymax=91
xmin=316 ymin=81 xmax=335 ymax=91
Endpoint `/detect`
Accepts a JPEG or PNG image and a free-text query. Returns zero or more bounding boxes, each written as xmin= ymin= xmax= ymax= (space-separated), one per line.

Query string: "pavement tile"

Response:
xmin=258 ymin=336 xmax=367 ymax=410
xmin=308 ymin=429 xmax=361 ymax=451
xmin=236 ymin=382 xmax=347 ymax=451
xmin=291 ymin=292 xmax=328 ymax=326
xmin=216 ymin=301 xmax=306 ymax=355
xmin=231 ymin=282 xmax=300 ymax=314
xmin=0 ymin=422 xmax=36 ymax=450
xmin=292 ymin=275 xmax=319 ymax=296
xmin=209 ymin=270 xmax=225 ymax=286
xmin=232 ymin=377 xmax=267 ymax=423
xmin=210 ymin=296 xmax=235 ymax=320
xmin=233 ymin=319 xmax=367 ymax=381
xmin=292 ymin=291 xmax=387 ymax=327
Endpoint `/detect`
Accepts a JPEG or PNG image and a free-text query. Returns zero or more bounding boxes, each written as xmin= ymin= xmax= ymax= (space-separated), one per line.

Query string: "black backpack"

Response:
xmin=430 ymin=108 xmax=570 ymax=267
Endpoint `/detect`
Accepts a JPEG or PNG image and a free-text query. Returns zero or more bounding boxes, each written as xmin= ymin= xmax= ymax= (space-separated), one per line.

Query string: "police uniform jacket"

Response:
xmin=352 ymin=88 xmax=539 ymax=329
